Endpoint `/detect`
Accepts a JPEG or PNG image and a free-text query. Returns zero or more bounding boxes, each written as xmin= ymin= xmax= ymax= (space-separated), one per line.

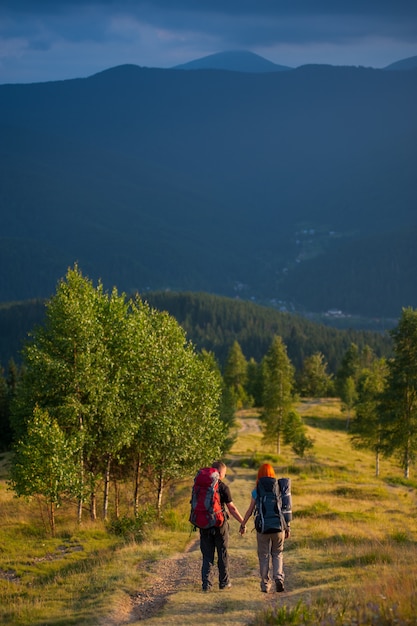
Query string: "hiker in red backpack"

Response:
xmin=240 ymin=463 xmax=292 ymax=593
xmin=191 ymin=460 xmax=245 ymax=592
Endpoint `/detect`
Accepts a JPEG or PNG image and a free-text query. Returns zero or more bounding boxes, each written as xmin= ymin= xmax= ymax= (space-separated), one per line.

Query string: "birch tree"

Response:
xmin=11 ymin=266 xmax=227 ymax=524
xmin=11 ymin=266 xmax=135 ymax=521
xmin=9 ymin=406 xmax=80 ymax=535
xmin=126 ymin=302 xmax=224 ymax=515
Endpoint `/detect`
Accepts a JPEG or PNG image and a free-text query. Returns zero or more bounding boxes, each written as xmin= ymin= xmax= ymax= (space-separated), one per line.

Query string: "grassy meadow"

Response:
xmin=1 ymin=398 xmax=417 ymax=625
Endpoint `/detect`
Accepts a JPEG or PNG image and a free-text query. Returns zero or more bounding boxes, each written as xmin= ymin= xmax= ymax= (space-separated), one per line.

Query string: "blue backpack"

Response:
xmin=254 ymin=476 xmax=292 ymax=534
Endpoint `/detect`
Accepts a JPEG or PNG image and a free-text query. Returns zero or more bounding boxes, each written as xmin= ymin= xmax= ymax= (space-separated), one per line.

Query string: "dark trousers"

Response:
xmin=199 ymin=522 xmax=229 ymax=589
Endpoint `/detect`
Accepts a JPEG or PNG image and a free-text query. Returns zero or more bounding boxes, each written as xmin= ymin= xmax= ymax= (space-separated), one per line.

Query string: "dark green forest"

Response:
xmin=0 ymin=292 xmax=392 ymax=375
xmin=0 ymin=292 xmax=393 ymax=373
xmin=143 ymin=291 xmax=392 ymax=372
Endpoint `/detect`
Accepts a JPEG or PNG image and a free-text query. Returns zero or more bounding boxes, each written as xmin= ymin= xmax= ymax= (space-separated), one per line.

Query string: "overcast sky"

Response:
xmin=1 ymin=0 xmax=417 ymax=84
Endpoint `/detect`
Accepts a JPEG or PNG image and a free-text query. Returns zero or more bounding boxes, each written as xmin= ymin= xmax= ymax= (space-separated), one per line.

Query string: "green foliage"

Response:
xmin=261 ymin=336 xmax=296 ymax=454
xmin=283 ymin=410 xmax=314 ymax=457
xmin=350 ymin=358 xmax=388 ymax=475
xmin=335 ymin=343 xmax=361 ymax=396
xmin=9 ymin=266 xmax=227 ymax=525
xmin=223 ymin=340 xmax=252 ymax=409
xmin=107 ymin=508 xmax=155 ymax=542
xmin=298 ymin=352 xmax=334 ymax=397
xmin=0 ymin=293 xmax=393 ymax=381
xmin=380 ymin=307 xmax=417 ymax=477
xmin=9 ymin=406 xmax=79 ymax=501
xmin=246 ymin=357 xmax=263 ymax=407
xmin=9 ymin=406 xmax=80 ymax=534
xmin=144 ymin=292 xmax=392 ymax=373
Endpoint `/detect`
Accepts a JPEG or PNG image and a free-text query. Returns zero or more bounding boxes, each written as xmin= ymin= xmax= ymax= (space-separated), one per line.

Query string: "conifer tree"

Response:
xmin=380 ymin=308 xmax=417 ymax=478
xmin=298 ymin=352 xmax=333 ymax=397
xmin=350 ymin=358 xmax=388 ymax=476
xmin=335 ymin=343 xmax=361 ymax=398
xmin=223 ymin=340 xmax=250 ymax=409
xmin=283 ymin=409 xmax=314 ymax=457
xmin=246 ymin=357 xmax=263 ymax=407
xmin=261 ymin=335 xmax=296 ymax=454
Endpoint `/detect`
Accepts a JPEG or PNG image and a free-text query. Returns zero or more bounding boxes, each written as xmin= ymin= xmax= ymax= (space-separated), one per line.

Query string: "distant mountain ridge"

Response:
xmin=0 ymin=59 xmax=416 ymax=319
xmin=173 ymin=50 xmax=291 ymax=72
xmin=172 ymin=50 xmax=417 ymax=73
xmin=384 ymin=55 xmax=417 ymax=70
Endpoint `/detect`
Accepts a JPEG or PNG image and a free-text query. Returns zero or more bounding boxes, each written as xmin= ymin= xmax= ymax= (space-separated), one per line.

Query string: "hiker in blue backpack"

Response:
xmin=193 ymin=460 xmax=245 ymax=592
xmin=240 ymin=463 xmax=292 ymax=593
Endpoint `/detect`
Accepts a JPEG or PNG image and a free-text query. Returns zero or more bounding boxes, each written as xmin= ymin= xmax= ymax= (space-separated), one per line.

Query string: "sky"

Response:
xmin=1 ymin=1 xmax=417 ymax=84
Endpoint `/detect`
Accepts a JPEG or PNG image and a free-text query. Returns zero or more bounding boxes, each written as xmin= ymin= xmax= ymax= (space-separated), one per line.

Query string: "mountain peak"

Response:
xmin=173 ymin=50 xmax=291 ymax=73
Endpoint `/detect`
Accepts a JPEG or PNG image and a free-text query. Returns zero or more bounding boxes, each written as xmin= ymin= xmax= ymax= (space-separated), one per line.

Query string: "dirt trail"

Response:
xmin=102 ymin=538 xmax=201 ymax=624
xmin=103 ymin=414 xmax=293 ymax=625
xmin=130 ymin=539 xmax=201 ymax=621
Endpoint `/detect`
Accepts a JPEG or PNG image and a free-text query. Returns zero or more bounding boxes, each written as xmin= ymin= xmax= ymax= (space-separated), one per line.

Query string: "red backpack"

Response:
xmin=189 ymin=467 xmax=225 ymax=529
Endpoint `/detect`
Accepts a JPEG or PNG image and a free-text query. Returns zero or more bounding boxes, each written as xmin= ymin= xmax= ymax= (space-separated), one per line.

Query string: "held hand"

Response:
xmin=239 ymin=524 xmax=247 ymax=535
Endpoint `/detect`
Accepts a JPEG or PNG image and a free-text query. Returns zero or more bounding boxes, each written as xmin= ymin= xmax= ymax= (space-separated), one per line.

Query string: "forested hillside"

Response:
xmin=0 ymin=64 xmax=416 ymax=316
xmin=0 ymin=291 xmax=392 ymax=375
xmin=0 ymin=292 xmax=392 ymax=373
xmin=0 ymin=292 xmax=393 ymax=373
xmin=144 ymin=292 xmax=392 ymax=371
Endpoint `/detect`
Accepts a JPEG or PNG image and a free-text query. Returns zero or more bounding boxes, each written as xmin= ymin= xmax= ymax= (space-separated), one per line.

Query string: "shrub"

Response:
xmin=107 ymin=507 xmax=156 ymax=542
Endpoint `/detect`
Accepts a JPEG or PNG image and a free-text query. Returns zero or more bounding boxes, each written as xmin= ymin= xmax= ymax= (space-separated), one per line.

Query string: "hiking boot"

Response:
xmin=219 ymin=582 xmax=232 ymax=590
xmin=275 ymin=580 xmax=285 ymax=592
xmin=202 ymin=586 xmax=211 ymax=592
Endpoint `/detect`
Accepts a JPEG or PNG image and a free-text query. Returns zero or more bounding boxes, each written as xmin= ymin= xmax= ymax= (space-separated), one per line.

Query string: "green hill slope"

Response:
xmin=0 ymin=292 xmax=392 ymax=373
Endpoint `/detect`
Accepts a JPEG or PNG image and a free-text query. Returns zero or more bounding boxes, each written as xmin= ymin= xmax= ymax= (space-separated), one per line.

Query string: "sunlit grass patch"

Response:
xmin=384 ymin=475 xmax=417 ymax=489
xmin=298 ymin=398 xmax=344 ymax=416
xmin=234 ymin=453 xmax=282 ymax=469
xmin=289 ymin=462 xmax=351 ymax=481
xmin=160 ymin=507 xmax=191 ymax=532
xmin=230 ymin=431 xmax=263 ymax=455
xmin=332 ymin=484 xmax=388 ymax=499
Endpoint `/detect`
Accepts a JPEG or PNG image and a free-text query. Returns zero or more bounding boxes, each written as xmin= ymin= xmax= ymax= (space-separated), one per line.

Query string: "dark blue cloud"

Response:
xmin=2 ymin=0 xmax=417 ymax=18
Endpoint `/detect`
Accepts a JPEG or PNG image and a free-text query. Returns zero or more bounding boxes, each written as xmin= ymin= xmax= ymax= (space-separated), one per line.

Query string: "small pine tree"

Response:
xmin=261 ymin=336 xmax=296 ymax=454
